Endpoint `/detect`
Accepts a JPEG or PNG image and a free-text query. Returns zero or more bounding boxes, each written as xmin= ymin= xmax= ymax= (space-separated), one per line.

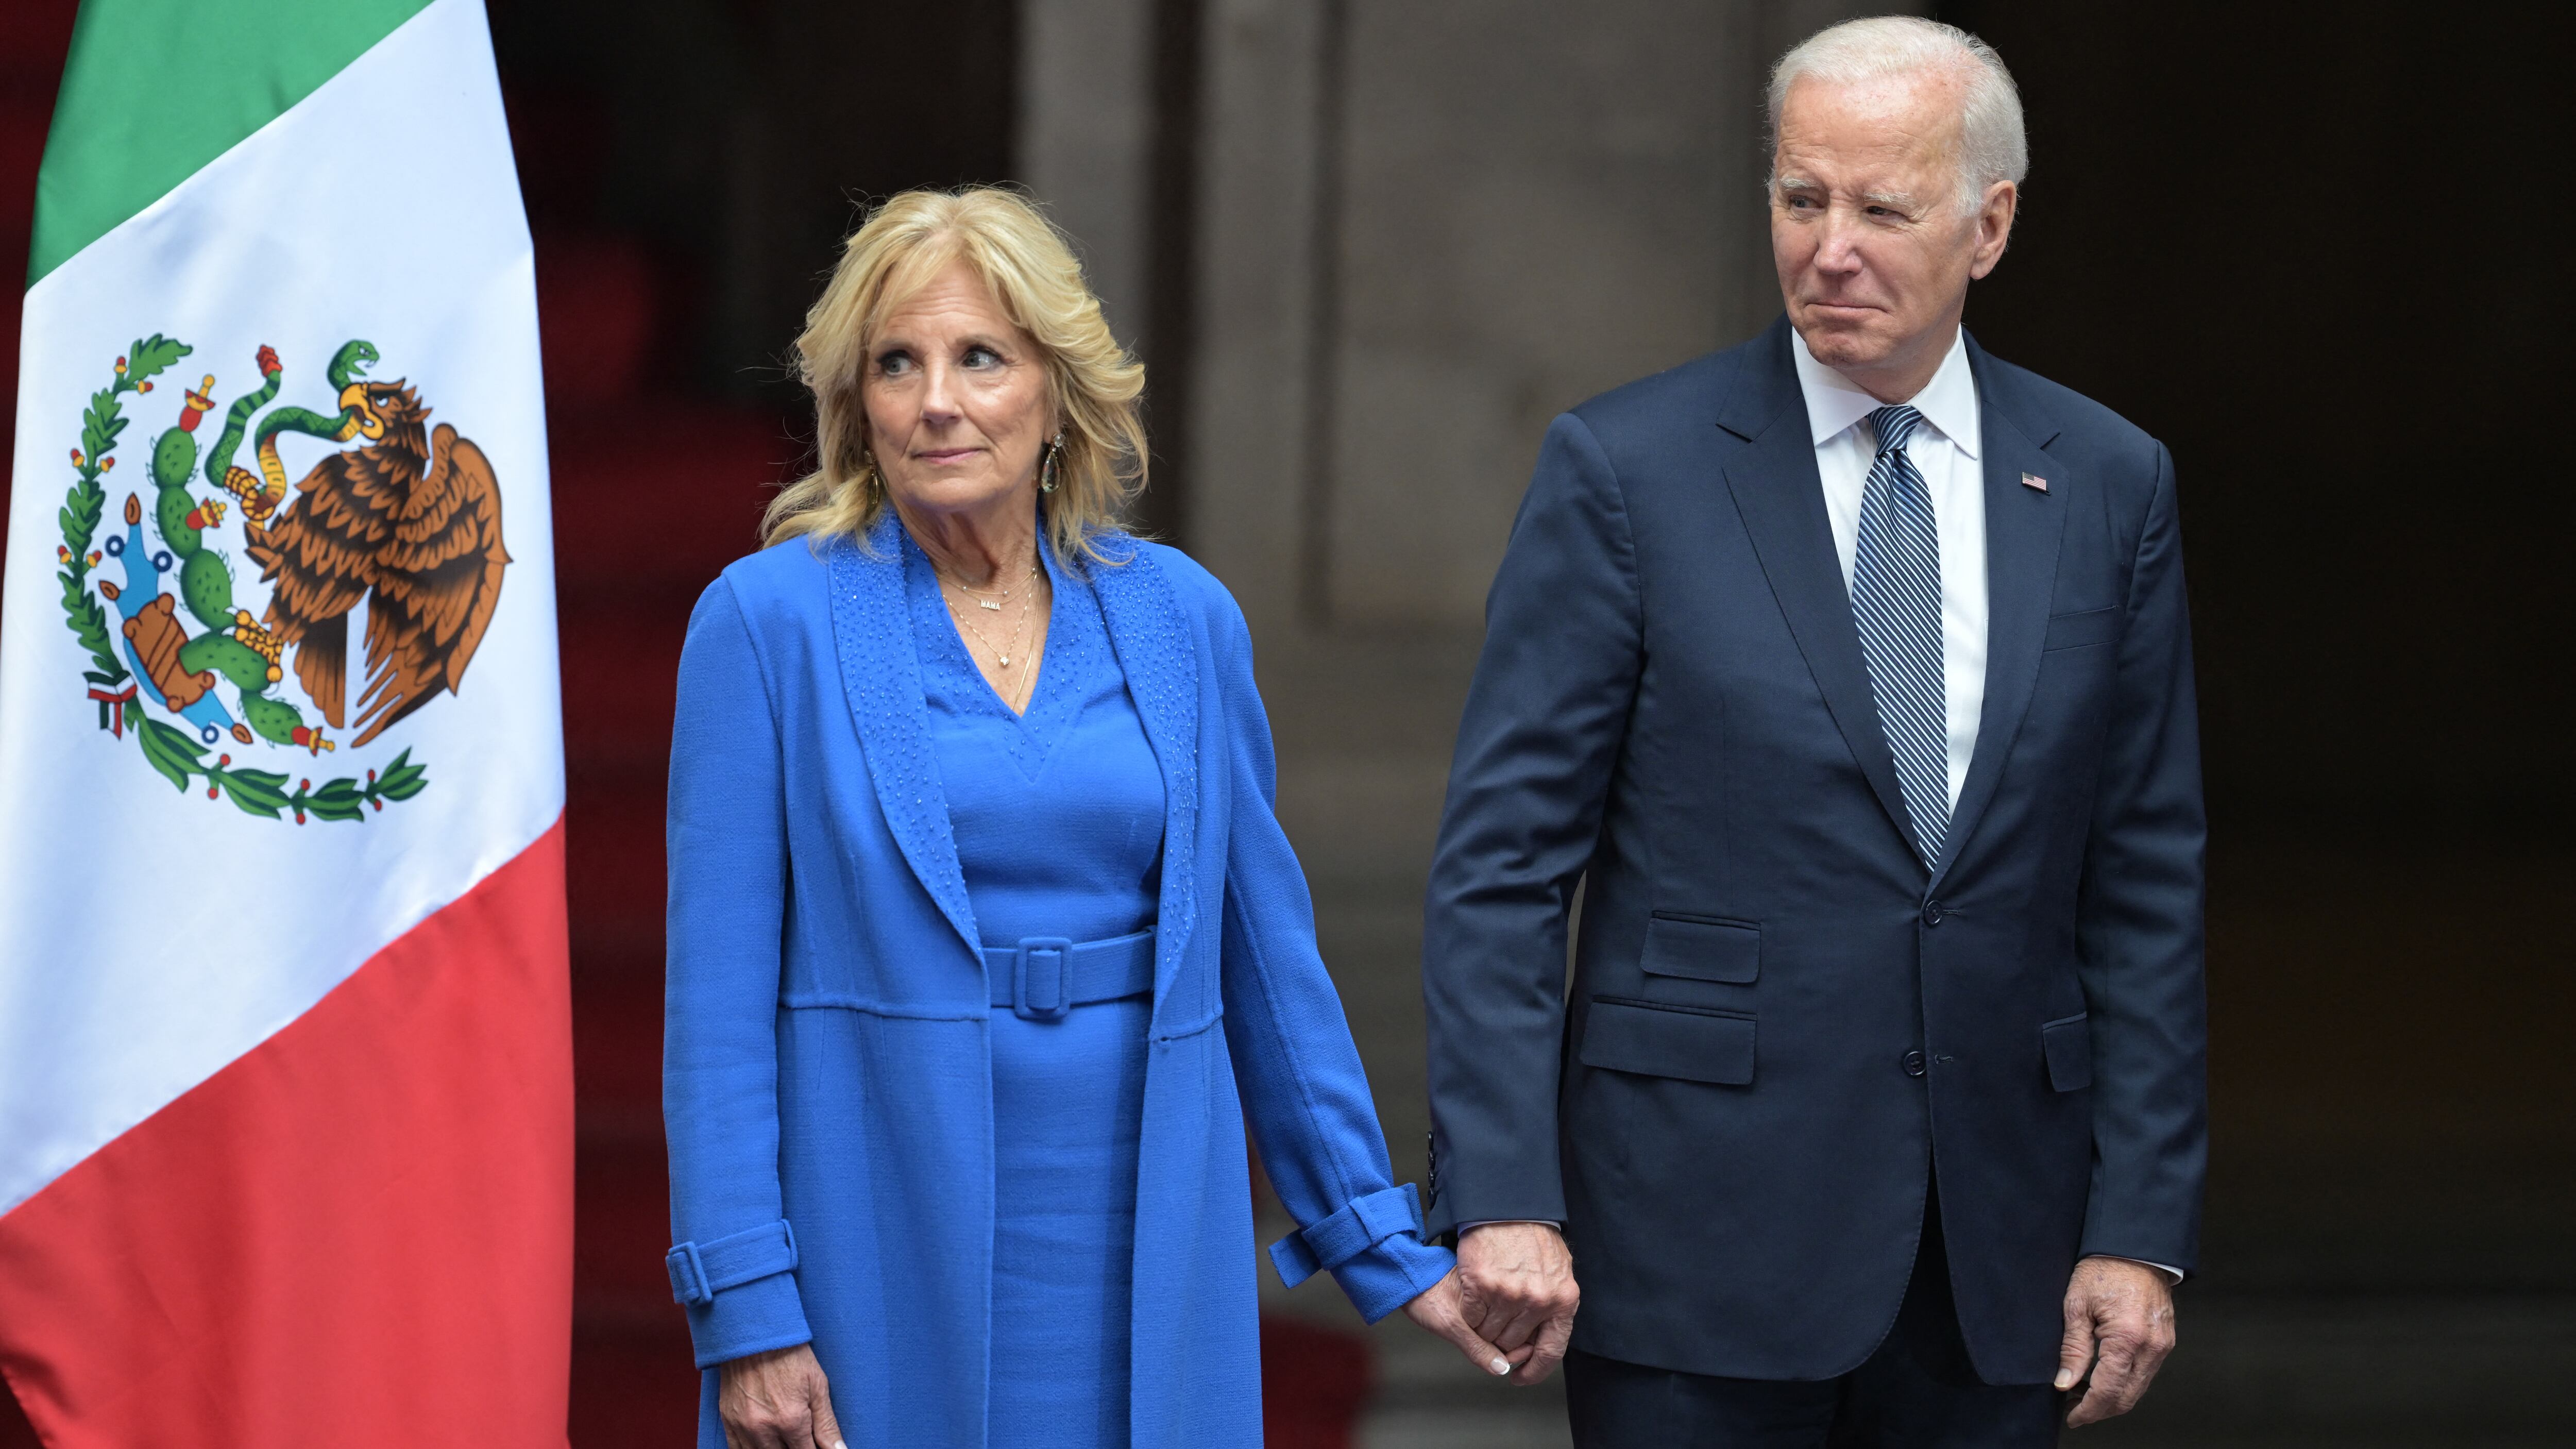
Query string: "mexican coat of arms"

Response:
xmin=47 ymin=335 xmax=509 ymax=822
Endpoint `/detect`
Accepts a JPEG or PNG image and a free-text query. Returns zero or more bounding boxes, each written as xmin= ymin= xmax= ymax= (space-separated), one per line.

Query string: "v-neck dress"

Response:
xmin=904 ymin=534 xmax=1165 ymax=1449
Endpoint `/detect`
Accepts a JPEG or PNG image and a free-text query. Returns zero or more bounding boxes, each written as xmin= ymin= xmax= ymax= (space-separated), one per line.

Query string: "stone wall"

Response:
xmin=1023 ymin=0 xmax=1905 ymax=630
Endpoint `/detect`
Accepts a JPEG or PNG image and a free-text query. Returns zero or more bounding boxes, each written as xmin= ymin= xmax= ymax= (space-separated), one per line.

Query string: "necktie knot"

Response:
xmin=1869 ymin=404 xmax=1924 ymax=459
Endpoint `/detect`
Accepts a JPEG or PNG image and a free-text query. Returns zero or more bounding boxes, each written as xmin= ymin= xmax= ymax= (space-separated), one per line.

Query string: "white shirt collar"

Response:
xmin=1790 ymin=325 xmax=1980 ymax=460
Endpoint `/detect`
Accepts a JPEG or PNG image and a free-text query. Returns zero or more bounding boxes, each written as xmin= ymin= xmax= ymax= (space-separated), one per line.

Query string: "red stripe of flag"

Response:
xmin=0 ymin=819 xmax=572 ymax=1445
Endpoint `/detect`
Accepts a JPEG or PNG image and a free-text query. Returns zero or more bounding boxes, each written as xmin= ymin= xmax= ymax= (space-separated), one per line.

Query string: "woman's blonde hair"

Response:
xmin=761 ymin=187 xmax=1149 ymax=560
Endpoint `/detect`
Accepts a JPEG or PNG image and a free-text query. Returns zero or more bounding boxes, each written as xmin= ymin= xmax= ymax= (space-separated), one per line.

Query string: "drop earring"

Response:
xmin=1039 ymin=431 xmax=1064 ymax=494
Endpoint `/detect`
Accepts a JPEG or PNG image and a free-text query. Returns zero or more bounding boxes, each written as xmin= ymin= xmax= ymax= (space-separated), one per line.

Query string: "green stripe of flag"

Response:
xmin=29 ymin=0 xmax=436 ymax=287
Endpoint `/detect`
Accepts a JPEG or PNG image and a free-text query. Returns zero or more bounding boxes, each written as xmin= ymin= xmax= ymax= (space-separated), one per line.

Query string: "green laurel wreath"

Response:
xmin=63 ymin=340 xmax=432 ymax=823
xmin=134 ymin=717 xmax=428 ymax=821
xmin=55 ymin=335 xmax=185 ymax=685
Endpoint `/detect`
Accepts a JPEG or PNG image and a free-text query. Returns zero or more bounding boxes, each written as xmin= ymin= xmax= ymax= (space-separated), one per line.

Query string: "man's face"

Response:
xmin=1770 ymin=70 xmax=2014 ymax=394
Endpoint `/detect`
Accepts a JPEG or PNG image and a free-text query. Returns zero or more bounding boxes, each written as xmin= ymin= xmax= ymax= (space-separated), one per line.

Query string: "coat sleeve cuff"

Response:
xmin=1329 ymin=1228 xmax=1455 ymax=1324
xmin=2078 ymin=1202 xmax=2199 ymax=1281
xmin=1267 ymin=1184 xmax=1452 ymax=1322
xmin=1269 ymin=1184 xmax=1421 ymax=1288
xmin=670 ymin=1219 xmax=813 ymax=1368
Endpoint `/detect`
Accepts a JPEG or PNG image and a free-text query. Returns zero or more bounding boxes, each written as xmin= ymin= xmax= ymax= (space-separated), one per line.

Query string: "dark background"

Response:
xmin=1941 ymin=0 xmax=2568 ymax=830
xmin=1941 ymin=0 xmax=2574 ymax=1286
xmin=2 ymin=3 xmax=2568 ymax=1444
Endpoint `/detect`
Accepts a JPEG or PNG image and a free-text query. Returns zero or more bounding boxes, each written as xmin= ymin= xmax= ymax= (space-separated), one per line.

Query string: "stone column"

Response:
xmin=1016 ymin=0 xmax=1159 ymax=352
xmin=1182 ymin=0 xmax=1335 ymax=629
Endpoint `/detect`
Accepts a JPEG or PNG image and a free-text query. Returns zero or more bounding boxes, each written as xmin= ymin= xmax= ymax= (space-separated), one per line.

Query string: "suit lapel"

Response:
xmin=1929 ymin=345 xmax=2066 ymax=890
xmin=825 ymin=520 xmax=981 ymax=956
xmin=1720 ymin=323 xmax=1916 ymax=855
xmin=1084 ymin=538 xmax=1201 ymax=1003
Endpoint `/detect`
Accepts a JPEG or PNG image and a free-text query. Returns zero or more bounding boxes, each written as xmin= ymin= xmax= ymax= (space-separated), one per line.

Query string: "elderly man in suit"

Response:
xmin=1420 ymin=16 xmax=2206 ymax=1446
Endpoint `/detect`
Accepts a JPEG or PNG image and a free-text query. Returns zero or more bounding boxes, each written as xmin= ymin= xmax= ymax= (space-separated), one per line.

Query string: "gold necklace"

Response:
xmin=937 ymin=561 xmax=1039 ymax=647
xmin=945 ymin=586 xmax=1032 ymax=668
xmin=940 ymin=562 xmax=1042 ymax=708
xmin=945 ymin=566 xmax=1031 ymax=613
xmin=935 ymin=555 xmax=1037 ymax=603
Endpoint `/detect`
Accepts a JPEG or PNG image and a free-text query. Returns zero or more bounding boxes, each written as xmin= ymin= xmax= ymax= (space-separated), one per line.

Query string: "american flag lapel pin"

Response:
xmin=2021 ymin=471 xmax=2049 ymax=493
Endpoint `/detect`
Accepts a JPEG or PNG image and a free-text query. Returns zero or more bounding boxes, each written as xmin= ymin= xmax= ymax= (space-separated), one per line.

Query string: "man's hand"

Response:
xmin=718 ymin=1343 xmax=847 ymax=1449
xmin=2057 ymin=1256 xmax=2177 ymax=1427
xmin=1456 ymin=1221 xmax=1581 ymax=1385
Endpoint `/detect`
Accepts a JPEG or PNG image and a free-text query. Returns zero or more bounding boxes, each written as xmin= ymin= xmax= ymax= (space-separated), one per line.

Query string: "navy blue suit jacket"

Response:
xmin=1422 ymin=318 xmax=2208 ymax=1385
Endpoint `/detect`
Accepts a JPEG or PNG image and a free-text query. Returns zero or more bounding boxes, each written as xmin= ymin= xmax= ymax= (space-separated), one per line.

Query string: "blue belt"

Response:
xmin=984 ymin=928 xmax=1156 ymax=1022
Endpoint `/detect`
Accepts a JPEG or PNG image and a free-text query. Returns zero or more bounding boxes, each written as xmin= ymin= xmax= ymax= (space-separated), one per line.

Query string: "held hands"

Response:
xmin=1400 ymin=1269 xmax=1520 ymax=1379
xmin=718 ymin=1344 xmax=848 ymax=1449
xmin=2057 ymin=1256 xmax=2177 ymax=1427
xmin=1432 ymin=1221 xmax=1580 ymax=1385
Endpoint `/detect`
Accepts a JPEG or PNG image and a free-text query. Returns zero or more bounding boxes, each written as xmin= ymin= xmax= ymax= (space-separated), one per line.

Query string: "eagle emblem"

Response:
xmin=45 ymin=335 xmax=510 ymax=822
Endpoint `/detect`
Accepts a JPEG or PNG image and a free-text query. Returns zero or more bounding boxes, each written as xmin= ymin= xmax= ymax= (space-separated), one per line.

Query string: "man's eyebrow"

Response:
xmin=1860 ymin=189 xmax=1922 ymax=210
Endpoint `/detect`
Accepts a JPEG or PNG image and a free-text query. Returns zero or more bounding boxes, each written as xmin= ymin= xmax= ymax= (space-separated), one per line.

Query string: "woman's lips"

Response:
xmin=917 ymin=448 xmax=982 ymax=464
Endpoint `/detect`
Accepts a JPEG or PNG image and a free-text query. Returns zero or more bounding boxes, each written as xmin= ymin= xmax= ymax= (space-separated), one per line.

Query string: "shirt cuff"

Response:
xmin=2094 ymin=1254 xmax=2184 ymax=1285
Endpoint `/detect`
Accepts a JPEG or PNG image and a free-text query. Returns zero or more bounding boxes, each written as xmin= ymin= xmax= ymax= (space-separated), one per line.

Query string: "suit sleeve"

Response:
xmin=2074 ymin=442 xmax=2210 ymax=1272
xmin=1421 ymin=413 xmax=1643 ymax=1237
xmin=1208 ymin=587 xmax=1457 ymax=1323
xmin=662 ymin=577 xmax=813 ymax=1366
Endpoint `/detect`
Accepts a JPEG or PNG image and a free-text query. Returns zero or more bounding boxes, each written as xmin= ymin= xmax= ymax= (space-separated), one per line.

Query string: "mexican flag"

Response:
xmin=0 ymin=2 xmax=569 ymax=1443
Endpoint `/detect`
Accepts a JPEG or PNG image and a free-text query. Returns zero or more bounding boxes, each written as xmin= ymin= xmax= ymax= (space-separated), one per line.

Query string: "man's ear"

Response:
xmin=1969 ymin=179 xmax=2018 ymax=280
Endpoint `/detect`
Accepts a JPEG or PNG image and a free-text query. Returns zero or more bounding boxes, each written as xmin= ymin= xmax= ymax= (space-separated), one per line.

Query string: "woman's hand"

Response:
xmin=1400 ymin=1268 xmax=1522 ymax=1381
xmin=718 ymin=1344 xmax=847 ymax=1449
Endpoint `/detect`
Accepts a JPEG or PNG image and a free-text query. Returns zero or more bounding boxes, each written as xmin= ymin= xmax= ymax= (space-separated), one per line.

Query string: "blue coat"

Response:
xmin=664 ymin=519 xmax=1451 ymax=1447
xmin=1422 ymin=319 xmax=2208 ymax=1385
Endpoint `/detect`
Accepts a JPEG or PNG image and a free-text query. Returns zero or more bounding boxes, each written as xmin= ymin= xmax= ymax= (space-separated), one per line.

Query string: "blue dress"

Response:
xmin=905 ymin=534 xmax=1164 ymax=1449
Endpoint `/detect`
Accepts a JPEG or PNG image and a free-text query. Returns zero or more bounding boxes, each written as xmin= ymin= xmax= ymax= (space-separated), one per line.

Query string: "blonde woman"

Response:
xmin=662 ymin=188 xmax=1512 ymax=1449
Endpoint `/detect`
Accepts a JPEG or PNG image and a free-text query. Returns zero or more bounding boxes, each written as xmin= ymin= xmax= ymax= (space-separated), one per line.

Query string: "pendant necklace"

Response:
xmin=941 ymin=560 xmax=1042 ymax=706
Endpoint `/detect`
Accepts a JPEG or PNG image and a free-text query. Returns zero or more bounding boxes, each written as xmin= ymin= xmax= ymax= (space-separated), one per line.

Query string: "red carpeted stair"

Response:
xmin=539 ymin=223 xmax=794 ymax=1442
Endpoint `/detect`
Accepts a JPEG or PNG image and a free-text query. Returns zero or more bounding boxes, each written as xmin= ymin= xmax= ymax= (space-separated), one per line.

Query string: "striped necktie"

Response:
xmin=1851 ymin=403 xmax=1949 ymax=866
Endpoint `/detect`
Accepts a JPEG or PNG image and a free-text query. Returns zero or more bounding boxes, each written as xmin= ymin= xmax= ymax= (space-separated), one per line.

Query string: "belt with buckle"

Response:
xmin=984 ymin=927 xmax=1156 ymax=1022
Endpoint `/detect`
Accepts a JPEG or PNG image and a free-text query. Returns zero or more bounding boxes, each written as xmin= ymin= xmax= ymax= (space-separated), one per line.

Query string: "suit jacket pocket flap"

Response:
xmin=2043 ymin=606 xmax=2123 ymax=652
xmin=2041 ymin=1012 xmax=2093 ymax=1091
xmin=1642 ymin=914 xmax=1760 ymax=984
xmin=1580 ymin=997 xmax=1755 ymax=1086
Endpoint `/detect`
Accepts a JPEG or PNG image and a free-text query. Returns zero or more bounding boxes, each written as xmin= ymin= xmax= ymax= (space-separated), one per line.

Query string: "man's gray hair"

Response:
xmin=1767 ymin=16 xmax=2027 ymax=213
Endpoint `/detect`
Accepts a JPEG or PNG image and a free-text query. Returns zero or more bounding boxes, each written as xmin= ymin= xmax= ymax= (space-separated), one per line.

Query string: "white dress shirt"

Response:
xmin=1791 ymin=326 xmax=1986 ymax=810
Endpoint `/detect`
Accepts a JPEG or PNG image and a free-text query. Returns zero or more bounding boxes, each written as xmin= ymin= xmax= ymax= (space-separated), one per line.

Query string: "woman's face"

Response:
xmin=862 ymin=259 xmax=1055 ymax=529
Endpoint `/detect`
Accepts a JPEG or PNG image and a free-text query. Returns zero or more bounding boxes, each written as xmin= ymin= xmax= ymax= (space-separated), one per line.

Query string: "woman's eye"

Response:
xmin=876 ymin=351 xmax=912 ymax=375
xmin=963 ymin=345 xmax=1001 ymax=368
